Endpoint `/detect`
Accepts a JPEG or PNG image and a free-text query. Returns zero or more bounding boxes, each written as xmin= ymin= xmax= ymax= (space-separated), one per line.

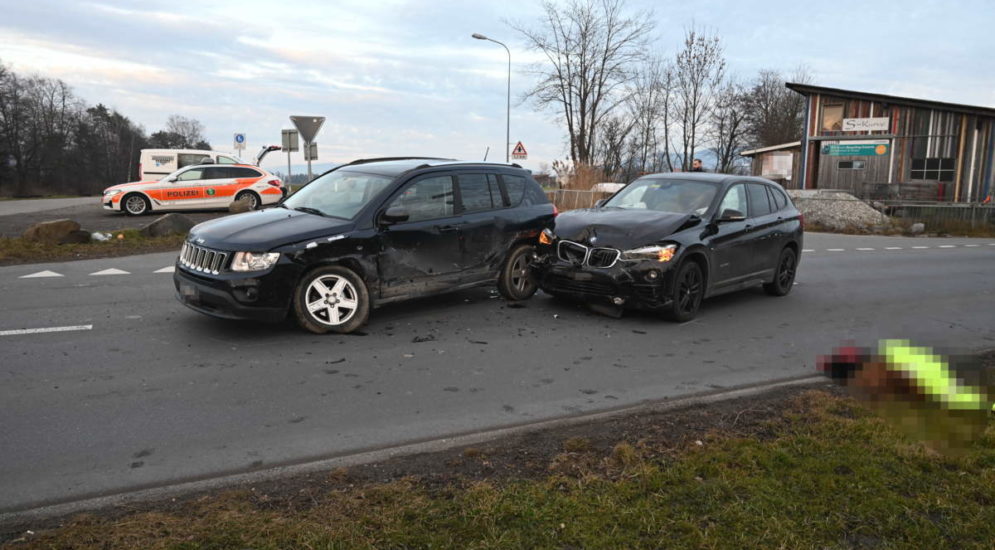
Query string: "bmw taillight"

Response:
xmin=798 ymin=213 xmax=805 ymax=229
xmin=552 ymin=204 xmax=559 ymax=217
xmin=267 ymin=179 xmax=282 ymax=187
xmin=137 ymin=162 xmax=142 ymax=179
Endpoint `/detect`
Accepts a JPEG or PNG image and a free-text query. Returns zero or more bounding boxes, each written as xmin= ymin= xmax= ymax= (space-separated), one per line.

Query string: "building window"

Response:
xmin=822 ymin=103 xmax=844 ymax=133
xmin=910 ymin=158 xmax=955 ymax=182
xmin=838 ymin=160 xmax=865 ymax=170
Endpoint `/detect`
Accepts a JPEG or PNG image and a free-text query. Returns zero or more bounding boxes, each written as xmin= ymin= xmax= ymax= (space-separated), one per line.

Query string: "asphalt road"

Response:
xmin=1 ymin=233 xmax=993 ymax=514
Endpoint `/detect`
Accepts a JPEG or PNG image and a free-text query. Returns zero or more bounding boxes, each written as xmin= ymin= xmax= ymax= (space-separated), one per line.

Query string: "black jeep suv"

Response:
xmin=174 ymin=158 xmax=554 ymax=333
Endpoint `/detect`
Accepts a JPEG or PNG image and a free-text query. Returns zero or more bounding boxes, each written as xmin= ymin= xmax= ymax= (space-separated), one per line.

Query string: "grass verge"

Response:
xmin=4 ymin=388 xmax=994 ymax=549
xmin=0 ymin=230 xmax=185 ymax=266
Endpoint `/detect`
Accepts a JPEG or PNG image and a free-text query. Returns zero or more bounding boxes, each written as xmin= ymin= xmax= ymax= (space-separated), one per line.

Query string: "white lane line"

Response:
xmin=19 ymin=270 xmax=63 ymax=279
xmin=90 ymin=268 xmax=130 ymax=276
xmin=988 ymin=243 xmax=995 ymax=246
xmin=154 ymin=266 xmax=175 ymax=273
xmin=826 ymin=248 xmax=845 ymax=252
xmin=938 ymin=245 xmax=957 ymax=248
xmin=856 ymin=248 xmax=875 ymax=251
xmin=885 ymin=247 xmax=902 ymax=250
xmin=0 ymin=324 xmax=93 ymax=337
xmin=965 ymin=244 xmax=980 ymax=248
xmin=912 ymin=246 xmax=930 ymax=249
xmin=802 ymin=249 xmax=815 ymax=253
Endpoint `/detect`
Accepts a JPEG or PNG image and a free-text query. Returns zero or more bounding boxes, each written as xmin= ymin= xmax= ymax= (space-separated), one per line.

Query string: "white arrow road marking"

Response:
xmin=19 ymin=270 xmax=63 ymax=279
xmin=154 ymin=266 xmax=175 ymax=273
xmin=90 ymin=268 xmax=130 ymax=276
xmin=0 ymin=324 xmax=93 ymax=336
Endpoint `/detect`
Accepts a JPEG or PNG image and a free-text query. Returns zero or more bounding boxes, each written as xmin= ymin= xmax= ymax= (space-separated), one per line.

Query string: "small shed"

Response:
xmin=740 ymin=141 xmax=802 ymax=188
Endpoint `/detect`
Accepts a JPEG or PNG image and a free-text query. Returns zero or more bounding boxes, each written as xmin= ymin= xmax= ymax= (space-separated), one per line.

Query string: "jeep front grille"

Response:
xmin=556 ymin=240 xmax=620 ymax=268
xmin=180 ymin=242 xmax=228 ymax=275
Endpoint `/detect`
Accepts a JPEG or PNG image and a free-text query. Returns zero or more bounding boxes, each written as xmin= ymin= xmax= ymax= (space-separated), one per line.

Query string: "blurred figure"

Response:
xmin=819 ymin=340 xmax=994 ymax=454
xmin=691 ymin=159 xmax=706 ymax=172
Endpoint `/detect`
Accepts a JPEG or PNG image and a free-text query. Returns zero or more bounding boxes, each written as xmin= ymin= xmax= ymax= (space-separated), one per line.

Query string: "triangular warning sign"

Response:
xmin=511 ymin=141 xmax=527 ymax=159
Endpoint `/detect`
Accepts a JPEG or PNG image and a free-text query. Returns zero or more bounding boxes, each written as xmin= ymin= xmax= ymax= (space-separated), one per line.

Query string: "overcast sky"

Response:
xmin=1 ymin=0 xmax=992 ymax=174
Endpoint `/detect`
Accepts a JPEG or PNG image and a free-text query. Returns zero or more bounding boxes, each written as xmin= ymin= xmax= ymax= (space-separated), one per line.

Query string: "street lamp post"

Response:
xmin=472 ymin=33 xmax=511 ymax=164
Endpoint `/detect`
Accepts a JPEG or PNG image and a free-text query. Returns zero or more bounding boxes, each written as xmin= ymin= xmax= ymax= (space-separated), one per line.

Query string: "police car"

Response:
xmin=102 ymin=163 xmax=285 ymax=215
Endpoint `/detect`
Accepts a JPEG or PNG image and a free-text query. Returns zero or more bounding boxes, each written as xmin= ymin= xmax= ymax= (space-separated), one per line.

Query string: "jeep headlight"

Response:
xmin=230 ymin=252 xmax=280 ymax=272
xmin=622 ymin=244 xmax=677 ymax=263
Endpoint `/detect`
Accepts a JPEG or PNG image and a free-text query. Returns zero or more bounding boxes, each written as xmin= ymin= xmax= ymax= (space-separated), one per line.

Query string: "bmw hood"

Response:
xmin=189 ymin=208 xmax=353 ymax=251
xmin=552 ymin=207 xmax=698 ymax=250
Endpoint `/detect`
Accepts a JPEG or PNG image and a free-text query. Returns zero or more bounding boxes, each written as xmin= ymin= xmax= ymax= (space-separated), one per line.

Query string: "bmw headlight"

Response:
xmin=103 ymin=189 xmax=122 ymax=197
xmin=230 ymin=252 xmax=280 ymax=272
xmin=539 ymin=228 xmax=556 ymax=245
xmin=622 ymin=244 xmax=677 ymax=263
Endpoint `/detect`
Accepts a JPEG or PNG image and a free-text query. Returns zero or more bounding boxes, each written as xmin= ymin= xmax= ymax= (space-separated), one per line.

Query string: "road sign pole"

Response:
xmin=290 ymin=116 xmax=325 ymax=183
xmin=307 ymin=143 xmax=313 ymax=182
xmin=287 ymin=150 xmax=292 ymax=188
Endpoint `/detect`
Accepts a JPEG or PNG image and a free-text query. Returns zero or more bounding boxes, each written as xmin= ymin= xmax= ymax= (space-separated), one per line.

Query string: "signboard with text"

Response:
xmin=822 ymin=142 xmax=890 ymax=156
xmin=841 ymin=117 xmax=890 ymax=132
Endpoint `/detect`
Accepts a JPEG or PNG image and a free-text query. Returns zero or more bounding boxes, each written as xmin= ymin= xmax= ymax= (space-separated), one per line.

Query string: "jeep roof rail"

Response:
xmin=345 ymin=156 xmax=454 ymax=166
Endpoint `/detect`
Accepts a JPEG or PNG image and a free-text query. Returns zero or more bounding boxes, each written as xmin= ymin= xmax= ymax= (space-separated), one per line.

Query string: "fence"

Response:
xmin=546 ymin=189 xmax=613 ymax=211
xmin=879 ymin=203 xmax=995 ymax=229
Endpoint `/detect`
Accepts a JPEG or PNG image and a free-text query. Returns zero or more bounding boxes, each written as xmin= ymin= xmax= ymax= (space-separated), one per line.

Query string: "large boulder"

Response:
xmin=228 ymin=196 xmax=253 ymax=213
xmin=59 ymin=230 xmax=92 ymax=244
xmin=139 ymin=213 xmax=195 ymax=238
xmin=22 ymin=219 xmax=81 ymax=243
xmin=787 ymin=190 xmax=892 ymax=232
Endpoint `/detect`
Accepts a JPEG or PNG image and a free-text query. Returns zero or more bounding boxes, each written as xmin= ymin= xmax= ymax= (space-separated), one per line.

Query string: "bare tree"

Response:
xmin=624 ymin=59 xmax=673 ymax=175
xmin=710 ymin=81 xmax=749 ymax=173
xmin=672 ymin=27 xmax=725 ymax=170
xmin=164 ymin=114 xmax=210 ymax=149
xmin=513 ymin=0 xmax=653 ymax=165
xmin=743 ymin=67 xmax=810 ymax=147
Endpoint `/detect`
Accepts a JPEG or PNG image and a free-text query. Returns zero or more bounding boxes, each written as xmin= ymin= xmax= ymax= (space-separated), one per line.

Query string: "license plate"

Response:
xmin=180 ymin=282 xmax=198 ymax=299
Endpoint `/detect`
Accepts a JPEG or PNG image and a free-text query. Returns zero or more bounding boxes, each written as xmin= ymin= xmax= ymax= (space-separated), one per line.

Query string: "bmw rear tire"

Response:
xmin=235 ymin=190 xmax=261 ymax=210
xmin=293 ymin=265 xmax=370 ymax=334
xmin=763 ymin=247 xmax=797 ymax=296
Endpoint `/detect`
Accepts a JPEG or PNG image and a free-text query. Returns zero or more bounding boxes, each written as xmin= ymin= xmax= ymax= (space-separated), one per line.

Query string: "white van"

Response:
xmin=138 ymin=149 xmax=243 ymax=181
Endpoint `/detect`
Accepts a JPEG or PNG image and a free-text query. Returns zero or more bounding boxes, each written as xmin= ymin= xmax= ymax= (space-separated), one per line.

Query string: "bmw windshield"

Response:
xmin=283 ymin=169 xmax=394 ymax=220
xmin=604 ymin=178 xmax=718 ymax=216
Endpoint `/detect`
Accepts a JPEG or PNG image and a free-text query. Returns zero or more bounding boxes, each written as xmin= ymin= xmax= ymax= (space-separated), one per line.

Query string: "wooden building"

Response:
xmin=788 ymin=83 xmax=995 ymax=202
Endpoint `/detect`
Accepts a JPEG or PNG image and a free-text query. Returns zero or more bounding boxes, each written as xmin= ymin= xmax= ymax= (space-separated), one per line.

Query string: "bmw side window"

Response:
xmin=718 ymin=184 xmax=748 ymax=217
xmin=773 ymin=187 xmax=788 ymax=211
xmin=458 ymin=174 xmax=495 ymax=213
xmin=747 ymin=183 xmax=772 ymax=217
xmin=389 ymin=175 xmax=455 ymax=223
xmin=228 ymin=167 xmax=260 ymax=179
xmin=203 ymin=167 xmax=230 ymax=180
xmin=217 ymin=156 xmax=238 ymax=164
xmin=176 ymin=168 xmax=204 ymax=182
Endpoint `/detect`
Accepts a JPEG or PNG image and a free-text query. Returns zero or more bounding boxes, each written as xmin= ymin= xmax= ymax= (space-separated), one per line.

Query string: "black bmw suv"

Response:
xmin=174 ymin=158 xmax=554 ymax=333
xmin=532 ymin=173 xmax=803 ymax=321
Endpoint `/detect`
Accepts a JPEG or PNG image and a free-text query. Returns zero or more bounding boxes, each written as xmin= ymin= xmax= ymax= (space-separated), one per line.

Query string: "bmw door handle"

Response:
xmin=436 ymin=224 xmax=461 ymax=233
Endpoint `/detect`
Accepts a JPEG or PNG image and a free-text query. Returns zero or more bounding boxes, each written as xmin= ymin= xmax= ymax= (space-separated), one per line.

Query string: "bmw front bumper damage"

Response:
xmin=531 ymin=245 xmax=677 ymax=311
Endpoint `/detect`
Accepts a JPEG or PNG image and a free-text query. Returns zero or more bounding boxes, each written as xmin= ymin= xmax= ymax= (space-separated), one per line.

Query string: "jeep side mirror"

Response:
xmin=594 ymin=199 xmax=607 ymax=208
xmin=381 ymin=206 xmax=410 ymax=225
xmin=717 ymin=208 xmax=746 ymax=222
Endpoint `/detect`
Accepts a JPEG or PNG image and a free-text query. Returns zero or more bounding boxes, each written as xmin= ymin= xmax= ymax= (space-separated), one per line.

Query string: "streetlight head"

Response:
xmin=472 ymin=33 xmax=488 ymax=40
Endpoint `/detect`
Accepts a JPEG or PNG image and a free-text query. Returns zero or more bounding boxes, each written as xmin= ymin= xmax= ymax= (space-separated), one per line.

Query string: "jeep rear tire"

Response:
xmin=497 ymin=244 xmax=538 ymax=301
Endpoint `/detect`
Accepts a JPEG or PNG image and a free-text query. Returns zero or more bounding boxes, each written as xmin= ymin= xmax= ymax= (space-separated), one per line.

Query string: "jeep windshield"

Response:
xmin=283 ymin=169 xmax=394 ymax=219
xmin=604 ymin=178 xmax=718 ymax=216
